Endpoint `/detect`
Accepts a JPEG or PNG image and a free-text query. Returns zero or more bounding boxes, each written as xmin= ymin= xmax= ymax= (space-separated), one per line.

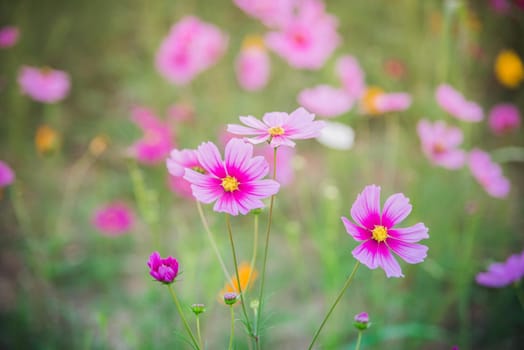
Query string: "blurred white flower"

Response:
xmin=315 ymin=121 xmax=355 ymax=150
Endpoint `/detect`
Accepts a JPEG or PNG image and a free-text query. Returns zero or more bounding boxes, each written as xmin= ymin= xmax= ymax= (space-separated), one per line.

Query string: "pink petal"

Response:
xmin=239 ymin=115 xmax=270 ymax=130
xmin=381 ymin=193 xmax=412 ymax=228
xmin=227 ymin=123 xmax=265 ymax=136
xmin=350 ymin=185 xmax=381 ymax=230
xmin=387 ymin=223 xmax=429 ymax=243
xmin=341 ymin=216 xmax=370 ymax=241
xmin=352 ymin=240 xmax=379 ymax=269
xmin=214 ymin=193 xmax=239 ymax=215
xmin=241 ymin=180 xmax=280 ymax=198
xmin=197 ymin=142 xmax=227 ymax=178
xmin=184 ymin=169 xmax=223 ymax=203
xmin=376 ymin=243 xmax=404 ymax=278
xmin=225 ymin=138 xmax=253 ymax=176
xmin=386 ymin=239 xmax=428 ymax=264
xmin=243 ymin=155 xmax=270 ymax=181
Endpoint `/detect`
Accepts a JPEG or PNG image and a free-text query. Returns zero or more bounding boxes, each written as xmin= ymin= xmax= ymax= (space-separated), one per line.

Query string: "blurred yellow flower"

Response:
xmin=243 ymin=35 xmax=266 ymax=50
xmin=35 ymin=125 xmax=59 ymax=155
xmin=360 ymin=86 xmax=384 ymax=116
xmin=494 ymin=50 xmax=524 ymax=88
xmin=220 ymin=262 xmax=258 ymax=299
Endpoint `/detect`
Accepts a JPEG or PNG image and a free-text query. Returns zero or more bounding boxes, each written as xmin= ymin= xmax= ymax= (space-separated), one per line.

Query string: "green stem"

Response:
xmin=355 ymin=331 xmax=363 ymax=350
xmin=255 ymin=148 xmax=278 ymax=342
xmin=225 ymin=214 xmax=254 ymax=337
xmin=308 ymin=261 xmax=361 ymax=350
xmin=196 ymin=201 xmax=233 ymax=282
xmin=196 ymin=316 xmax=203 ymax=349
xmin=167 ymin=285 xmax=201 ymax=350
xmin=514 ymin=283 xmax=524 ymax=311
xmin=247 ymin=214 xmax=259 ymax=288
xmin=228 ymin=305 xmax=235 ymax=350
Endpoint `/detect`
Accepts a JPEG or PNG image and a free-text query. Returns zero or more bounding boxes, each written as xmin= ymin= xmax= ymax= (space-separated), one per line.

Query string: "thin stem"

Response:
xmin=226 ymin=214 xmax=254 ymax=337
xmin=167 ymin=285 xmax=201 ymax=350
xmin=196 ymin=200 xmax=233 ymax=282
xmin=308 ymin=261 xmax=361 ymax=350
xmin=228 ymin=305 xmax=235 ymax=350
xmin=255 ymin=148 xmax=278 ymax=341
xmin=196 ymin=316 xmax=203 ymax=349
xmin=355 ymin=331 xmax=363 ymax=350
xmin=514 ymin=283 xmax=524 ymax=311
xmin=247 ymin=214 xmax=259 ymax=288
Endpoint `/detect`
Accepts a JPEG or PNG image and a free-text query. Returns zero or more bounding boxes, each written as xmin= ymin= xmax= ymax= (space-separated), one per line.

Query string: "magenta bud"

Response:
xmin=223 ymin=292 xmax=239 ymax=306
xmin=353 ymin=312 xmax=371 ymax=331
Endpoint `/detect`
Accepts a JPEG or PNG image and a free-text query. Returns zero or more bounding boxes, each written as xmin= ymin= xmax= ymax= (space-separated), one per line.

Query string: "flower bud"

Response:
xmin=191 ymin=303 xmax=206 ymax=316
xmin=223 ymin=292 xmax=239 ymax=306
xmin=353 ymin=312 xmax=371 ymax=331
xmin=147 ymin=251 xmax=179 ymax=284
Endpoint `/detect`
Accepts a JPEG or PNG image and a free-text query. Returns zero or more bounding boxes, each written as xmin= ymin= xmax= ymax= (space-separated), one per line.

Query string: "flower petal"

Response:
xmin=350 ymin=185 xmax=381 ymax=230
xmin=241 ymin=180 xmax=280 ymax=198
xmin=197 ymin=142 xmax=226 ymax=178
xmin=214 ymin=193 xmax=239 ymax=215
xmin=341 ymin=216 xmax=370 ymax=241
xmin=225 ymin=138 xmax=253 ymax=176
xmin=184 ymin=169 xmax=223 ymax=203
xmin=352 ymin=240 xmax=379 ymax=269
xmin=381 ymin=193 xmax=412 ymax=228
xmin=387 ymin=239 xmax=428 ymax=264
xmin=387 ymin=223 xmax=429 ymax=243
xmin=376 ymin=243 xmax=404 ymax=278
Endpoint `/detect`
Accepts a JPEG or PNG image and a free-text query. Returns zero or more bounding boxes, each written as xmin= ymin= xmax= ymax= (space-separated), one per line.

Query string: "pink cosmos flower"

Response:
xmin=469 ymin=149 xmax=510 ymax=198
xmin=17 ymin=66 xmax=70 ymax=103
xmin=435 ymin=84 xmax=483 ymax=122
xmin=0 ymin=26 xmax=19 ymax=48
xmin=0 ymin=160 xmax=15 ymax=188
xmin=488 ymin=103 xmax=521 ymax=135
xmin=233 ymin=0 xmax=295 ymax=28
xmin=265 ymin=0 xmax=340 ymax=69
xmin=374 ymin=93 xmax=412 ymax=113
xmin=342 ymin=185 xmax=429 ymax=278
xmin=297 ymin=85 xmax=354 ymax=118
xmin=336 ymin=55 xmax=366 ymax=99
xmin=417 ymin=119 xmax=466 ymax=169
xmin=183 ymin=138 xmax=280 ymax=215
xmin=166 ymin=148 xmax=204 ymax=198
xmin=227 ymin=107 xmax=326 ymax=148
xmin=257 ymin=144 xmax=295 ymax=186
xmin=130 ymin=107 xmax=174 ymax=165
xmin=147 ymin=251 xmax=179 ymax=284
xmin=155 ymin=16 xmax=228 ymax=85
xmin=489 ymin=0 xmax=511 ymax=13
xmin=476 ymin=250 xmax=524 ymax=287
xmin=92 ymin=202 xmax=135 ymax=236
xmin=235 ymin=37 xmax=270 ymax=91
xmin=167 ymin=103 xmax=194 ymax=123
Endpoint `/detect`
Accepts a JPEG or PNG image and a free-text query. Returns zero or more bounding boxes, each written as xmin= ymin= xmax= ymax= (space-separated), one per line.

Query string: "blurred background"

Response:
xmin=0 ymin=0 xmax=523 ymax=349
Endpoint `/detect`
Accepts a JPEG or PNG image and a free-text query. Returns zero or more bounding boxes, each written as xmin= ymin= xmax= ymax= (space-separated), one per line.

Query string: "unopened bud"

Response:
xmin=353 ymin=312 xmax=371 ymax=331
xmin=224 ymin=292 xmax=239 ymax=306
xmin=191 ymin=303 xmax=206 ymax=316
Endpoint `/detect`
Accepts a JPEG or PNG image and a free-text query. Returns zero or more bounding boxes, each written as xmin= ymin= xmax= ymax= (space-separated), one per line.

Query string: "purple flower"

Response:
xmin=92 ymin=202 xmax=135 ymax=236
xmin=342 ymin=185 xmax=429 ymax=278
xmin=476 ymin=250 xmax=524 ymax=288
xmin=148 ymin=251 xmax=179 ymax=284
xmin=488 ymin=103 xmax=521 ymax=135
xmin=17 ymin=66 xmax=70 ymax=103
xmin=183 ymin=138 xmax=280 ymax=216
xmin=435 ymin=84 xmax=483 ymax=122
xmin=417 ymin=119 xmax=466 ymax=169
xmin=469 ymin=149 xmax=510 ymax=198
xmin=0 ymin=160 xmax=15 ymax=188
xmin=0 ymin=26 xmax=19 ymax=48
xmin=297 ymin=85 xmax=354 ymax=118
xmin=227 ymin=107 xmax=326 ymax=148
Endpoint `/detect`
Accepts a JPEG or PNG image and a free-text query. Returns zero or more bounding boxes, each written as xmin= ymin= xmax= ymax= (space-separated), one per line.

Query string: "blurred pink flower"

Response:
xmin=166 ymin=103 xmax=194 ymax=123
xmin=265 ymin=0 xmax=340 ymax=69
xmin=435 ymin=84 xmax=483 ymax=122
xmin=297 ymin=85 xmax=354 ymax=118
xmin=489 ymin=0 xmax=511 ymax=13
xmin=235 ymin=37 xmax=270 ymax=91
xmin=374 ymin=93 xmax=412 ymax=113
xmin=155 ymin=16 xmax=228 ymax=85
xmin=233 ymin=0 xmax=295 ymax=27
xmin=227 ymin=107 xmax=326 ymax=148
xmin=476 ymin=250 xmax=524 ymax=287
xmin=469 ymin=149 xmax=510 ymax=198
xmin=17 ymin=66 xmax=70 ymax=103
xmin=342 ymin=185 xmax=429 ymax=278
xmin=183 ymin=138 xmax=280 ymax=216
xmin=166 ymin=148 xmax=204 ymax=199
xmin=130 ymin=107 xmax=174 ymax=165
xmin=92 ymin=202 xmax=135 ymax=236
xmin=0 ymin=26 xmax=19 ymax=48
xmin=257 ymin=144 xmax=295 ymax=186
xmin=148 ymin=251 xmax=179 ymax=284
xmin=488 ymin=103 xmax=521 ymax=135
xmin=417 ymin=119 xmax=466 ymax=169
xmin=0 ymin=160 xmax=15 ymax=188
xmin=336 ymin=55 xmax=366 ymax=99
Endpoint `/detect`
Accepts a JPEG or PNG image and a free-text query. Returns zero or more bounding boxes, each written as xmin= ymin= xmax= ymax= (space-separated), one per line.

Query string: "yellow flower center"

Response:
xmin=268 ymin=126 xmax=284 ymax=136
xmin=221 ymin=176 xmax=239 ymax=192
xmin=361 ymin=86 xmax=385 ymax=116
xmin=371 ymin=225 xmax=388 ymax=242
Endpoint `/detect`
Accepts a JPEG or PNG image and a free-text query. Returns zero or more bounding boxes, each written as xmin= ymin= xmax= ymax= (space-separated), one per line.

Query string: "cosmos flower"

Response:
xmin=359 ymin=87 xmax=411 ymax=115
xmin=35 ymin=125 xmax=59 ymax=155
xmin=17 ymin=66 xmax=70 ymax=103
xmin=341 ymin=185 xmax=429 ymax=278
xmin=336 ymin=55 xmax=366 ymax=99
xmin=316 ymin=121 xmax=355 ymax=150
xmin=265 ymin=0 xmax=340 ymax=69
xmin=488 ymin=103 xmax=521 ymax=135
xmin=468 ymin=149 xmax=510 ymax=198
xmin=227 ymin=107 xmax=325 ymax=148
xmin=147 ymin=251 xmax=179 ymax=284
xmin=183 ymin=138 xmax=280 ymax=215
xmin=435 ymin=84 xmax=483 ymax=122
xmin=494 ymin=49 xmax=524 ymax=88
xmin=233 ymin=0 xmax=294 ymax=28
xmin=476 ymin=250 xmax=524 ymax=288
xmin=0 ymin=160 xmax=15 ymax=188
xmin=235 ymin=36 xmax=270 ymax=91
xmin=166 ymin=148 xmax=204 ymax=198
xmin=155 ymin=16 xmax=228 ymax=85
xmin=297 ymin=85 xmax=354 ymax=118
xmin=417 ymin=119 xmax=466 ymax=169
xmin=130 ymin=107 xmax=174 ymax=165
xmin=92 ymin=202 xmax=135 ymax=236
xmin=0 ymin=26 xmax=19 ymax=48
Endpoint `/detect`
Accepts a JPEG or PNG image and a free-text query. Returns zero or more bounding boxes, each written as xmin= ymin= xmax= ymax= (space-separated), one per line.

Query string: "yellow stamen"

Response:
xmin=268 ymin=126 xmax=284 ymax=136
xmin=221 ymin=176 xmax=239 ymax=192
xmin=372 ymin=225 xmax=388 ymax=242
xmin=360 ymin=86 xmax=385 ymax=116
